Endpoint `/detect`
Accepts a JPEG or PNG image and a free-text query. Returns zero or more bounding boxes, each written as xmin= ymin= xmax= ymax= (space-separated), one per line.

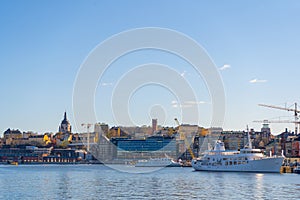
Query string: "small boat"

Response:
xmin=135 ymin=157 xmax=182 ymax=167
xmin=294 ymin=166 xmax=300 ymax=174
xmin=10 ymin=161 xmax=18 ymax=166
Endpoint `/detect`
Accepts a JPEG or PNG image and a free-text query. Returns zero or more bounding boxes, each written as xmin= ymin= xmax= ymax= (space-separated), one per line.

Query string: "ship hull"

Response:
xmin=192 ymin=157 xmax=284 ymax=173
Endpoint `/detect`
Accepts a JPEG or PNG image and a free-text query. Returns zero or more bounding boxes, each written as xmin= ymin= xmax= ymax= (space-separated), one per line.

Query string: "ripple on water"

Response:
xmin=1 ymin=165 xmax=300 ymax=200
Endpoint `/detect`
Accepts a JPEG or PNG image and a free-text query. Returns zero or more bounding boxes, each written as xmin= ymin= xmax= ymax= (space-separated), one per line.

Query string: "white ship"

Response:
xmin=192 ymin=131 xmax=284 ymax=173
xmin=135 ymin=157 xmax=182 ymax=167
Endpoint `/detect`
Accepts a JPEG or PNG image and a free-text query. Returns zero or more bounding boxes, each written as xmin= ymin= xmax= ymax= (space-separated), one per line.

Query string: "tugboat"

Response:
xmin=192 ymin=128 xmax=284 ymax=173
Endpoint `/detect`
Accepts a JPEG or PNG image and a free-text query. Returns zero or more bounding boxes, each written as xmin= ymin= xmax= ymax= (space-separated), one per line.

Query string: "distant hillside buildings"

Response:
xmin=0 ymin=113 xmax=300 ymax=165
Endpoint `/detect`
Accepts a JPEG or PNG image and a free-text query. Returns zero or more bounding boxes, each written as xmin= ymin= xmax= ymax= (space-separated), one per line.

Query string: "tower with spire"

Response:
xmin=58 ymin=111 xmax=72 ymax=134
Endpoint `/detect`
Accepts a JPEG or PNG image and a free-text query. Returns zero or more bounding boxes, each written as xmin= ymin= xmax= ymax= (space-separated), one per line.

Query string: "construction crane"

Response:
xmin=174 ymin=118 xmax=195 ymax=159
xmin=258 ymin=103 xmax=300 ymax=134
xmin=253 ymin=119 xmax=300 ymax=132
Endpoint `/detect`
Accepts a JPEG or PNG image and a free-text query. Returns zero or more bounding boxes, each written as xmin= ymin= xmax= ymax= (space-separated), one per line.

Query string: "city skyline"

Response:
xmin=1 ymin=1 xmax=300 ymax=135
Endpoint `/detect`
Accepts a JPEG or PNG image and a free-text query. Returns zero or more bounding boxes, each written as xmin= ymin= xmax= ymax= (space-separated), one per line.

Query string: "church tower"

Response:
xmin=58 ymin=111 xmax=72 ymax=134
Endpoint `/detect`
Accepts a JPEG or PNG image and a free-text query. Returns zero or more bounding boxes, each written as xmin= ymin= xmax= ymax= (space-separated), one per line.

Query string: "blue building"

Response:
xmin=110 ymin=136 xmax=178 ymax=160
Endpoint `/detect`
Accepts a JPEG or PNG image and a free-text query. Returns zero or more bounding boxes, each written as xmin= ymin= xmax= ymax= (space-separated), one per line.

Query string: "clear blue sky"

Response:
xmin=1 ymin=0 xmax=300 ymax=135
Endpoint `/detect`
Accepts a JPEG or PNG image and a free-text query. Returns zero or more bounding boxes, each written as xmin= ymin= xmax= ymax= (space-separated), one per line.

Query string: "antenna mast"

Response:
xmin=246 ymin=125 xmax=252 ymax=149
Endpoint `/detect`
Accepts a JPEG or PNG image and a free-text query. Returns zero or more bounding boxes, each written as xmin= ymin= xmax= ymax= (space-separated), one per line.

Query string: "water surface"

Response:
xmin=0 ymin=165 xmax=299 ymax=199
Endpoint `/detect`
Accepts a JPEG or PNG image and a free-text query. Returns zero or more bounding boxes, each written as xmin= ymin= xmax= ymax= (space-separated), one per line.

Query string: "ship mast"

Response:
xmin=246 ymin=125 xmax=252 ymax=149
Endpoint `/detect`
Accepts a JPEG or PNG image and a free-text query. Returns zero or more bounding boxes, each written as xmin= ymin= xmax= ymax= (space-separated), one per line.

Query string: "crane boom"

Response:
xmin=258 ymin=103 xmax=300 ymax=113
xmin=258 ymin=103 xmax=299 ymax=134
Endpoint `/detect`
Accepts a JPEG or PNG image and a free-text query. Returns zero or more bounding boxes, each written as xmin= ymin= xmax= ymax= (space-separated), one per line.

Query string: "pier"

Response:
xmin=281 ymin=158 xmax=300 ymax=173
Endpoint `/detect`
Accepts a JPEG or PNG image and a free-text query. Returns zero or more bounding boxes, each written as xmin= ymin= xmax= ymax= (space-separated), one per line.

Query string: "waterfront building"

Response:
xmin=89 ymin=133 xmax=114 ymax=162
xmin=66 ymin=131 xmax=114 ymax=162
xmin=69 ymin=133 xmax=81 ymax=143
xmin=58 ymin=112 xmax=71 ymax=134
xmin=260 ymin=123 xmax=272 ymax=144
xmin=285 ymin=140 xmax=293 ymax=157
xmin=27 ymin=135 xmax=45 ymax=146
xmin=22 ymin=131 xmax=35 ymax=138
xmin=12 ymin=134 xmax=45 ymax=147
xmin=0 ymin=145 xmax=79 ymax=164
xmin=42 ymin=149 xmax=77 ymax=163
xmin=271 ymin=129 xmax=300 ymax=157
xmin=177 ymin=124 xmax=199 ymax=140
xmin=176 ymin=124 xmax=203 ymax=158
xmin=3 ymin=129 xmax=22 ymax=145
xmin=0 ymin=147 xmax=40 ymax=164
xmin=195 ymin=127 xmax=223 ymax=153
xmin=108 ymin=127 xmax=130 ymax=138
xmin=250 ymin=127 xmax=272 ymax=149
xmin=3 ymin=129 xmax=45 ymax=147
xmin=221 ymin=131 xmax=247 ymax=150
xmin=110 ymin=135 xmax=178 ymax=160
xmin=119 ymin=126 xmax=152 ymax=138
xmin=292 ymin=137 xmax=300 ymax=157
xmin=159 ymin=126 xmax=176 ymax=137
xmin=278 ymin=129 xmax=295 ymax=157
xmin=266 ymin=138 xmax=282 ymax=156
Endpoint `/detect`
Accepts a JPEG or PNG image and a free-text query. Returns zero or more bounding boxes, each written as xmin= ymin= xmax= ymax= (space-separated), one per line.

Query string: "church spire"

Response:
xmin=59 ymin=111 xmax=71 ymax=134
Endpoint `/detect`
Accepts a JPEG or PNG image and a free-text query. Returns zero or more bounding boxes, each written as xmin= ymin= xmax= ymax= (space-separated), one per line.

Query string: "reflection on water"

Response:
xmin=254 ymin=173 xmax=265 ymax=199
xmin=0 ymin=165 xmax=300 ymax=200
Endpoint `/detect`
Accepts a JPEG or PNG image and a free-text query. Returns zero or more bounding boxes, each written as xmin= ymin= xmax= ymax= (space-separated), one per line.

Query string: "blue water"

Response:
xmin=0 ymin=165 xmax=299 ymax=200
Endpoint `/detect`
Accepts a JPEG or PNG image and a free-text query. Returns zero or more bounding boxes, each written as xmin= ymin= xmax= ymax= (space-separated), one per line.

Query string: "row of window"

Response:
xmin=208 ymin=157 xmax=248 ymax=161
xmin=225 ymin=161 xmax=248 ymax=165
